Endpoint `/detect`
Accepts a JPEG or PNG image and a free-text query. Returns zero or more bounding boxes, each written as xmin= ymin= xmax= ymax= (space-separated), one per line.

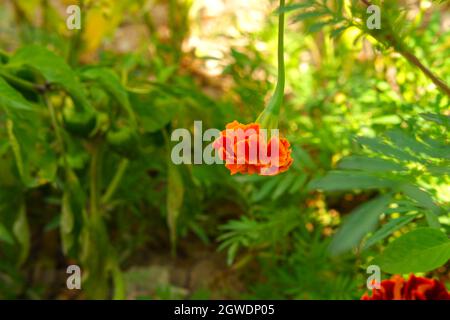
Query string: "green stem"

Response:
xmin=0 ymin=69 xmax=46 ymax=92
xmin=360 ymin=0 xmax=450 ymax=98
xmin=90 ymin=143 xmax=103 ymax=222
xmin=101 ymin=159 xmax=129 ymax=205
xmin=399 ymin=49 xmax=450 ymax=98
xmin=44 ymin=94 xmax=70 ymax=174
xmin=256 ymin=0 xmax=285 ymax=127
xmin=273 ymin=0 xmax=286 ymax=115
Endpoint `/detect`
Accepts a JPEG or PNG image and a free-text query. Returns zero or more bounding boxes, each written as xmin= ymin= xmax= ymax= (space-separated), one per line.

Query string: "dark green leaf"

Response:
xmin=363 ymin=215 xmax=416 ymax=250
xmin=420 ymin=113 xmax=450 ymax=129
xmin=357 ymin=136 xmax=419 ymax=162
xmin=328 ymin=194 xmax=391 ymax=256
xmin=9 ymin=45 xmax=90 ymax=109
xmin=401 ymin=185 xmax=438 ymax=212
xmin=276 ymin=2 xmax=315 ymax=14
xmin=0 ymin=77 xmax=35 ymax=112
xmin=0 ymin=222 xmax=14 ymax=245
xmin=82 ymin=68 xmax=136 ymax=126
xmin=272 ymin=173 xmax=296 ymax=200
xmin=338 ymin=156 xmax=406 ymax=172
xmin=130 ymin=93 xmax=179 ymax=133
xmin=308 ymin=171 xmax=398 ymax=191
xmin=293 ymin=11 xmax=329 ymax=22
xmin=386 ymin=129 xmax=444 ymax=160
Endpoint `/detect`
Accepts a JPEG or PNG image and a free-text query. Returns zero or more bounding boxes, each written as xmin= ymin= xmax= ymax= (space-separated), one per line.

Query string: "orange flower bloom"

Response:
xmin=212 ymin=121 xmax=293 ymax=176
xmin=361 ymin=274 xmax=450 ymax=300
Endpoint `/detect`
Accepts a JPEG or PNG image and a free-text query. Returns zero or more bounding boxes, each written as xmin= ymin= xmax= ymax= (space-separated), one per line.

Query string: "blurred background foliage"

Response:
xmin=0 ymin=0 xmax=448 ymax=299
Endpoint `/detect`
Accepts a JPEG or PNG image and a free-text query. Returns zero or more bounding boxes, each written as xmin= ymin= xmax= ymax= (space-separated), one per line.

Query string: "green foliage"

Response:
xmin=310 ymin=113 xmax=449 ymax=262
xmin=0 ymin=0 xmax=449 ymax=300
xmin=376 ymin=228 xmax=450 ymax=274
xmin=248 ymin=225 xmax=361 ymax=300
xmin=327 ymin=194 xmax=392 ymax=256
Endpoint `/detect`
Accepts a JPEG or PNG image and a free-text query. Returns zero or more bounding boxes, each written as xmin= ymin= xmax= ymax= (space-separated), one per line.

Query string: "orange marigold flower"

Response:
xmin=212 ymin=121 xmax=293 ymax=176
xmin=361 ymin=274 xmax=450 ymax=300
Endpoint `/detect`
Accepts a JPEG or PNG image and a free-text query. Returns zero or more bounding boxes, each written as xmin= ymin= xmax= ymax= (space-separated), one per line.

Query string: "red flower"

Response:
xmin=212 ymin=121 xmax=293 ymax=176
xmin=361 ymin=274 xmax=450 ymax=300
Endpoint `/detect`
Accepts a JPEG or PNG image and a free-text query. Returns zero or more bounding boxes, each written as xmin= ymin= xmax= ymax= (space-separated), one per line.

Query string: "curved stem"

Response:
xmin=267 ymin=0 xmax=285 ymax=116
xmin=360 ymin=0 xmax=450 ymax=98
xmin=90 ymin=143 xmax=103 ymax=223
xmin=399 ymin=50 xmax=450 ymax=98
xmin=273 ymin=0 xmax=286 ymax=114
xmin=101 ymin=159 xmax=129 ymax=205
xmin=0 ymin=69 xmax=46 ymax=92
xmin=256 ymin=0 xmax=285 ymax=127
xmin=44 ymin=94 xmax=70 ymax=175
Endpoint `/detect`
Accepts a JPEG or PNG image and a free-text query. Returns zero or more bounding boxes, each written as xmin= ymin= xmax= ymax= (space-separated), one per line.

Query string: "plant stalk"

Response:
xmin=360 ymin=0 xmax=450 ymax=98
xmin=0 ymin=69 xmax=46 ymax=92
xmin=101 ymin=159 xmax=129 ymax=205
xmin=256 ymin=0 xmax=285 ymax=128
xmin=89 ymin=143 xmax=103 ymax=222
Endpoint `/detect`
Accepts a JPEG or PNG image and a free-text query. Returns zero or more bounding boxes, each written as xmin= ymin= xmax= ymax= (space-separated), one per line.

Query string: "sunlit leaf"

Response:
xmin=363 ymin=215 xmax=416 ymax=250
xmin=377 ymin=228 xmax=450 ymax=274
